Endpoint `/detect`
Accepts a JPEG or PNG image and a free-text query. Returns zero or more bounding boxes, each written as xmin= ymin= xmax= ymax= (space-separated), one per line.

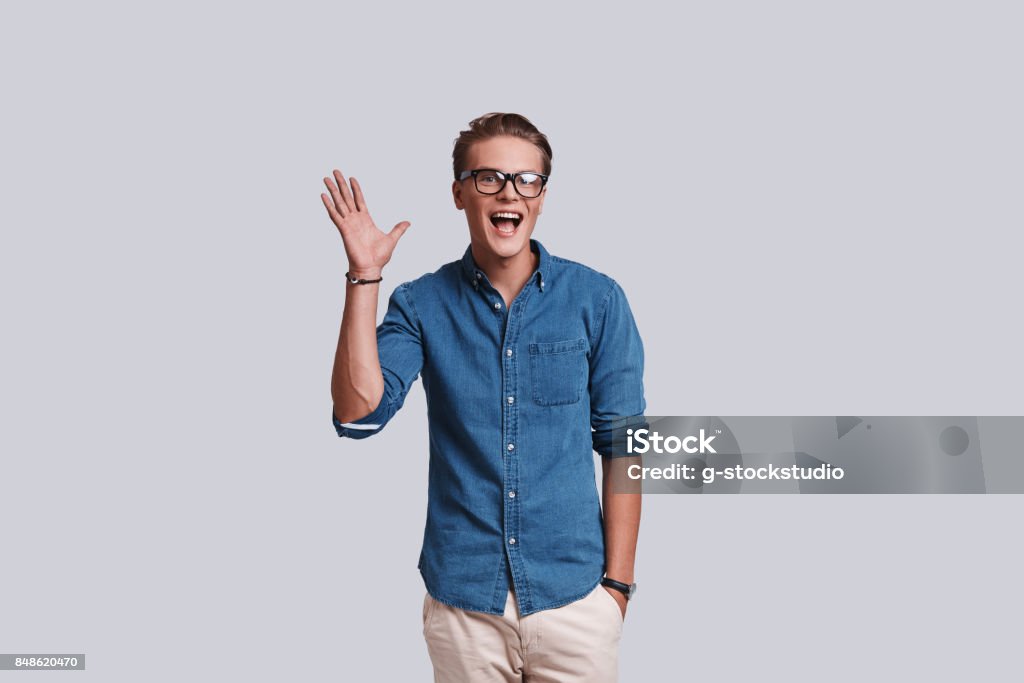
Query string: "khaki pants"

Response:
xmin=423 ymin=585 xmax=623 ymax=682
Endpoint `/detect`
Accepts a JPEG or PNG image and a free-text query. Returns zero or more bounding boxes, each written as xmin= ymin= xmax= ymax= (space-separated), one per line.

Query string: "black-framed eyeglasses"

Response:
xmin=458 ymin=169 xmax=549 ymax=198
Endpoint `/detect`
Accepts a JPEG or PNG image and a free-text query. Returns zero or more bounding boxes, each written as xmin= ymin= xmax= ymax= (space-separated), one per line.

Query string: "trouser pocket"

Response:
xmin=422 ymin=592 xmax=438 ymax=632
xmin=595 ymin=585 xmax=624 ymax=627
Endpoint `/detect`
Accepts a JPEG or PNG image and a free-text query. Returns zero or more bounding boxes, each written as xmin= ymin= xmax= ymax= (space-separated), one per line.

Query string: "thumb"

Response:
xmin=389 ymin=220 xmax=412 ymax=243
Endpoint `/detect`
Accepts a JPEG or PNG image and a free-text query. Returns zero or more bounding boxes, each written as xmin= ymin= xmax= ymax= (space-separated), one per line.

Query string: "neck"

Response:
xmin=471 ymin=241 xmax=538 ymax=301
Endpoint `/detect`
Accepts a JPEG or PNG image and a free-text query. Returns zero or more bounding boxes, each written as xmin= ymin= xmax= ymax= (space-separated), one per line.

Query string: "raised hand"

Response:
xmin=321 ymin=169 xmax=411 ymax=278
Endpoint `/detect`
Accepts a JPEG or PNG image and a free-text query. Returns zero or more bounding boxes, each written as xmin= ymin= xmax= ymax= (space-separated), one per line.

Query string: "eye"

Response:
xmin=479 ymin=172 xmax=501 ymax=185
xmin=516 ymin=173 xmax=540 ymax=187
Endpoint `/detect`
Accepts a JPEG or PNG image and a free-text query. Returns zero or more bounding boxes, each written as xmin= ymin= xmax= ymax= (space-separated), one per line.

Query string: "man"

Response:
xmin=322 ymin=113 xmax=645 ymax=682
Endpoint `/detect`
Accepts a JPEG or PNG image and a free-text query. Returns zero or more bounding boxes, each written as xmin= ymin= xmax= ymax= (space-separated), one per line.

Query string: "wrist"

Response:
xmin=346 ymin=266 xmax=383 ymax=280
xmin=604 ymin=567 xmax=634 ymax=584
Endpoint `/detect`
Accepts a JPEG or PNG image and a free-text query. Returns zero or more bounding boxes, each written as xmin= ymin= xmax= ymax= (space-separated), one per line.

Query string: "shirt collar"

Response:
xmin=461 ymin=239 xmax=550 ymax=292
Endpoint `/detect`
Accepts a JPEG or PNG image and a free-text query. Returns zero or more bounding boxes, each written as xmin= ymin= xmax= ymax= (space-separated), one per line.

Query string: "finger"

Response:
xmin=323 ymin=176 xmax=348 ymax=217
xmin=321 ymin=193 xmax=344 ymax=226
xmin=333 ymin=169 xmax=357 ymax=213
xmin=388 ymin=220 xmax=412 ymax=244
xmin=351 ymin=176 xmax=367 ymax=213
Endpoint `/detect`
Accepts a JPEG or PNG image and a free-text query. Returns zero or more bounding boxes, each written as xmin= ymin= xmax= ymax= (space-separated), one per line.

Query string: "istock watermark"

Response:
xmin=625 ymin=428 xmax=717 ymax=455
xmin=625 ymin=461 xmax=845 ymax=484
xmin=605 ymin=416 xmax=1024 ymax=494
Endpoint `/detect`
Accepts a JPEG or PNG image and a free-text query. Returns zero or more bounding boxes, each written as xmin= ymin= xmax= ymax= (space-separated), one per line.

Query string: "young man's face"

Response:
xmin=453 ymin=135 xmax=547 ymax=263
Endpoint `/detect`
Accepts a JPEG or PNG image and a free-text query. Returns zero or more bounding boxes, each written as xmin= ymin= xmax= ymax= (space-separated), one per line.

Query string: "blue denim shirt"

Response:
xmin=333 ymin=239 xmax=646 ymax=616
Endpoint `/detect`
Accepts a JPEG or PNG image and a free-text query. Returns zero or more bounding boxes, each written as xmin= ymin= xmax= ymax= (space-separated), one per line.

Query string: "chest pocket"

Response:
xmin=529 ymin=338 xmax=589 ymax=406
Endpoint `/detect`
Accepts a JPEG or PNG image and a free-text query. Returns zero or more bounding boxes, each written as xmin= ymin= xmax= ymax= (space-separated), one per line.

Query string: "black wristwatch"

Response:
xmin=601 ymin=577 xmax=637 ymax=601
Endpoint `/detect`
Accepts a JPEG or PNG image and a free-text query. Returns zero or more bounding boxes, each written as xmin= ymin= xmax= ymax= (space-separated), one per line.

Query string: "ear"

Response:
xmin=452 ymin=180 xmax=465 ymax=210
xmin=536 ymin=186 xmax=547 ymax=215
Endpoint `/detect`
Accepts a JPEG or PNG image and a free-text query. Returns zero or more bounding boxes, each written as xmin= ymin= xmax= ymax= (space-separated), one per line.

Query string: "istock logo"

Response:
xmin=626 ymin=428 xmax=717 ymax=454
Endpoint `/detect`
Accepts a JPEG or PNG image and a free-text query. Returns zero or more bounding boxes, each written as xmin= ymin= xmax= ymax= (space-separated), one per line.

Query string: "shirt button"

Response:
xmin=494 ymin=302 xmax=502 ymax=310
xmin=507 ymin=443 xmax=515 ymax=451
xmin=507 ymin=396 xmax=514 ymax=404
xmin=509 ymin=537 xmax=516 ymax=545
xmin=506 ymin=349 xmax=513 ymax=357
xmin=476 ymin=272 xmax=482 ymax=280
xmin=508 ymin=491 xmax=516 ymax=498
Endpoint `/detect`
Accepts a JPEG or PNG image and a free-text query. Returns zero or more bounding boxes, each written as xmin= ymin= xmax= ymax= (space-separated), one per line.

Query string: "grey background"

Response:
xmin=1 ymin=1 xmax=1022 ymax=680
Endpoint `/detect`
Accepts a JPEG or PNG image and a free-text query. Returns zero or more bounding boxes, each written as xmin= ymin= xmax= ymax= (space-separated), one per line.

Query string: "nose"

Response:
xmin=497 ymin=179 xmax=519 ymax=201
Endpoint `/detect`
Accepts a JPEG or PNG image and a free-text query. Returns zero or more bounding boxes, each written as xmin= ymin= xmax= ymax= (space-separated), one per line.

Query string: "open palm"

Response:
xmin=321 ymin=169 xmax=411 ymax=276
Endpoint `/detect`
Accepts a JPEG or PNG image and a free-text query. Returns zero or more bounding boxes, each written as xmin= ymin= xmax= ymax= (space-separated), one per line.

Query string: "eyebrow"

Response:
xmin=478 ymin=168 xmax=543 ymax=175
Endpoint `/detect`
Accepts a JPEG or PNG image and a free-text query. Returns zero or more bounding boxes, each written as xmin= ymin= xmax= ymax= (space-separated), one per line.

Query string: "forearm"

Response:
xmin=321 ymin=168 xmax=412 ymax=424
xmin=332 ymin=271 xmax=385 ymax=423
xmin=602 ymin=456 xmax=642 ymax=582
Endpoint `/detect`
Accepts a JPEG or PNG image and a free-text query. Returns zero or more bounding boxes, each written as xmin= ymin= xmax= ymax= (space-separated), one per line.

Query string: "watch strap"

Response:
xmin=601 ymin=577 xmax=636 ymax=599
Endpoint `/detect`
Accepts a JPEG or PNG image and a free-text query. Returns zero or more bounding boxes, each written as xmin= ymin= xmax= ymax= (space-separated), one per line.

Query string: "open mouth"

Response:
xmin=490 ymin=211 xmax=523 ymax=234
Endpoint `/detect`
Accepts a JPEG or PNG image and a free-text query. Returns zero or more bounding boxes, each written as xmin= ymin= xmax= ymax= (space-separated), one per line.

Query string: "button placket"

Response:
xmin=502 ymin=298 xmax=523 ymax=584
xmin=499 ymin=284 xmax=540 ymax=611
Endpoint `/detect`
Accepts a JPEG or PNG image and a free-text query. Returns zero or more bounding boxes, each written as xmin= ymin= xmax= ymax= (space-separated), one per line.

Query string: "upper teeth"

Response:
xmin=493 ymin=212 xmax=521 ymax=219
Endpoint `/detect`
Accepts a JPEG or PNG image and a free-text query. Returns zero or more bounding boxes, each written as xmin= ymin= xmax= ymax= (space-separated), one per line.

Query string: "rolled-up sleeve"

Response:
xmin=589 ymin=280 xmax=648 ymax=458
xmin=334 ymin=282 xmax=424 ymax=440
